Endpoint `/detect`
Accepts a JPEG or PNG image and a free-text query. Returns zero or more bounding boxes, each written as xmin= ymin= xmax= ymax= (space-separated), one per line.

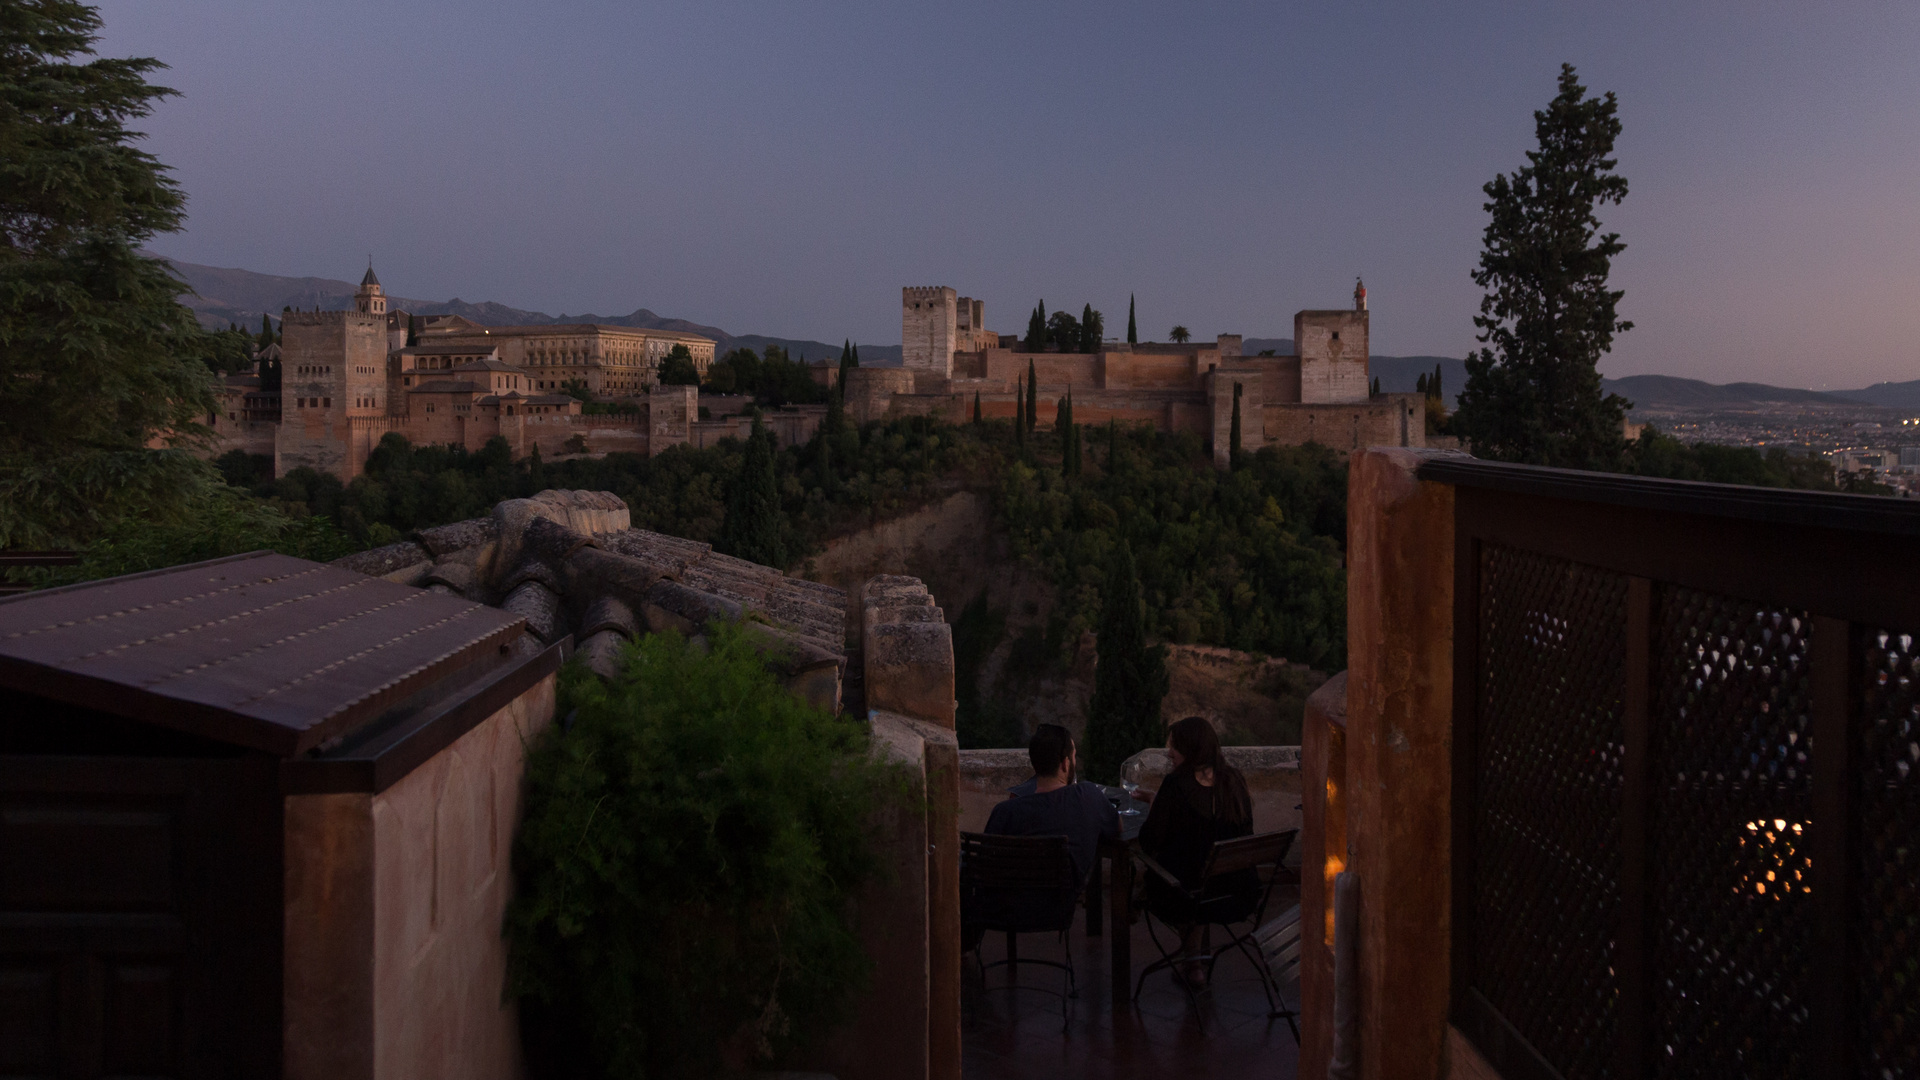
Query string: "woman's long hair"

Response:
xmin=1168 ymin=716 xmax=1251 ymax=824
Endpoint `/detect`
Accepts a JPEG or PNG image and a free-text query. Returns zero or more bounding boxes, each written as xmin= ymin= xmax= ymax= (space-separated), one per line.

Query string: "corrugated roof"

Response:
xmin=0 ymin=551 xmax=525 ymax=756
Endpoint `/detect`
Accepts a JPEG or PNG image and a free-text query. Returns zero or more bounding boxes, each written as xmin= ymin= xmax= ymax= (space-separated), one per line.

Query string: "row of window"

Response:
xmin=294 ymin=397 xmax=331 ymax=408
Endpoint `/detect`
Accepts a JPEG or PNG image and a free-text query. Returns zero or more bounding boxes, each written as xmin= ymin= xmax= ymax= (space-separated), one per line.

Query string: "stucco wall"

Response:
xmin=283 ymin=672 xmax=557 ymax=1080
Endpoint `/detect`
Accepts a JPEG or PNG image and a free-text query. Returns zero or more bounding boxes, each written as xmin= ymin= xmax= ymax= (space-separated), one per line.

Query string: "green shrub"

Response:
xmin=506 ymin=626 xmax=906 ymax=1078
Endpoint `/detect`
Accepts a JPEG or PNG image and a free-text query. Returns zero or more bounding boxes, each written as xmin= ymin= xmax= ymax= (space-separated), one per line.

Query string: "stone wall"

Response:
xmin=1263 ymin=393 xmax=1424 ymax=453
xmin=902 ymin=286 xmax=958 ymax=376
xmin=1295 ymin=309 xmax=1370 ymax=405
xmin=862 ymin=576 xmax=956 ymax=729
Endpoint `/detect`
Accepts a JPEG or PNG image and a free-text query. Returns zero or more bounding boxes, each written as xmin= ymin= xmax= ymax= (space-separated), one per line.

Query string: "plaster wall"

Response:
xmin=282 ymin=672 xmax=557 ymax=1080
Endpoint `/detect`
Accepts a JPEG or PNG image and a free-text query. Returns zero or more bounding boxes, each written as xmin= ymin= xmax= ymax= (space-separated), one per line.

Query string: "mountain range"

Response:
xmin=165 ymin=258 xmax=1915 ymax=408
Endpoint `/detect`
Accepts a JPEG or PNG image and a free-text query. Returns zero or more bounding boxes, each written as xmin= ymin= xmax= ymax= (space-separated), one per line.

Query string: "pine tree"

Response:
xmin=1083 ymin=541 xmax=1170 ymax=782
xmin=1025 ymin=359 xmax=1038 ymax=433
xmin=1229 ymin=382 xmax=1243 ymax=470
xmin=1127 ymin=294 xmax=1138 ymax=345
xmin=1453 ymin=63 xmax=1634 ymax=470
xmin=717 ymin=415 xmax=788 ymax=568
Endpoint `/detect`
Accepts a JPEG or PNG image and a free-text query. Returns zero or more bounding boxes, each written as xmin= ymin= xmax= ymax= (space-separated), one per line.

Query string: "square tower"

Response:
xmin=902 ymin=286 xmax=958 ymax=376
xmin=1295 ymin=309 xmax=1370 ymax=404
xmin=276 ymin=308 xmax=392 ymax=479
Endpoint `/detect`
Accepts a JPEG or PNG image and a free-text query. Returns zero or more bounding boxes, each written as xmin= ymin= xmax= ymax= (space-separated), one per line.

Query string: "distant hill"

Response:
xmin=1830 ymin=380 xmax=1920 ymax=409
xmin=158 ymin=256 xmax=859 ymax=364
xmin=1601 ymin=374 xmax=1853 ymax=409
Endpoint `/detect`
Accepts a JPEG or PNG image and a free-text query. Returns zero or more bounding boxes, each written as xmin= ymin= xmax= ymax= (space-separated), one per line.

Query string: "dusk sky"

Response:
xmin=99 ymin=1 xmax=1920 ymax=388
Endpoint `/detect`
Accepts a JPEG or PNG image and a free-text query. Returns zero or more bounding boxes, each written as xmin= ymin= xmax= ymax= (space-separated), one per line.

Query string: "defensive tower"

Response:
xmin=902 ymin=286 xmax=958 ymax=376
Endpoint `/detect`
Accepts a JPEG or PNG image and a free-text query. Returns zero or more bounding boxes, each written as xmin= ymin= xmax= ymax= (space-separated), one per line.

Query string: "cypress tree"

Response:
xmin=1080 ymin=303 xmax=1097 ymax=353
xmin=1107 ymin=418 xmax=1118 ymax=471
xmin=1127 ymin=294 xmax=1138 ymax=345
xmin=1025 ymin=303 xmax=1046 ymax=353
xmin=1433 ymin=363 xmax=1443 ymax=402
xmin=1416 ymin=373 xmax=1428 ymax=396
xmin=1025 ymin=359 xmax=1038 ymax=432
xmin=815 ymin=426 xmax=834 ymax=493
xmin=717 ymin=415 xmax=788 ymax=568
xmin=850 ymin=342 xmax=859 ymax=366
xmin=258 ymin=313 xmax=275 ymax=351
xmin=1453 ymin=63 xmax=1633 ymax=469
xmin=1014 ymin=377 xmax=1026 ymax=453
xmin=1370 ymin=376 xmax=1381 ymax=398
xmin=1057 ymin=392 xmax=1072 ymax=470
xmin=1229 ymin=382 xmax=1243 ymax=470
xmin=973 ymin=391 xmax=981 ymax=423
xmin=1083 ymin=541 xmax=1170 ymax=782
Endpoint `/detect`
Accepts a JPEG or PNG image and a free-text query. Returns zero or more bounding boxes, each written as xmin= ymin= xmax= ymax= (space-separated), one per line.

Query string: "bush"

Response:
xmin=506 ymin=626 xmax=906 ymax=1078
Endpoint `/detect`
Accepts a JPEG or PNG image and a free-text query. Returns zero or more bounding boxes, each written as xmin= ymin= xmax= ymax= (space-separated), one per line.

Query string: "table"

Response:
xmin=1084 ymin=807 xmax=1146 ymax=1006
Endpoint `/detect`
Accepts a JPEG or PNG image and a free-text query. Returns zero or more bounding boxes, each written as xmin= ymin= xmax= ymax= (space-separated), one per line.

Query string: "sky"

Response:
xmin=97 ymin=1 xmax=1920 ymax=388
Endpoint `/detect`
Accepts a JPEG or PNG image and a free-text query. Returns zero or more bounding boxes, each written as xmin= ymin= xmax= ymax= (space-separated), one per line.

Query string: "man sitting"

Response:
xmin=986 ymin=724 xmax=1121 ymax=888
xmin=964 ymin=725 xmax=1120 ymax=952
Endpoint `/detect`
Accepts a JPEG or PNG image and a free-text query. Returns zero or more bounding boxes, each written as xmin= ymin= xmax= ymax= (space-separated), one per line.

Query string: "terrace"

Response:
xmin=4 ymin=450 xmax=1914 ymax=1077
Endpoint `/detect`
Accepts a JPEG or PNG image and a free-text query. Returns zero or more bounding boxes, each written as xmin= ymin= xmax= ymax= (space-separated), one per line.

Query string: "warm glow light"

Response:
xmin=1739 ymin=818 xmax=1812 ymax=898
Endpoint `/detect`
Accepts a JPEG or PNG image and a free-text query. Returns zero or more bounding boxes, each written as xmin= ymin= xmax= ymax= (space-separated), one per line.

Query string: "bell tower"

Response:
xmin=355 ymin=263 xmax=387 ymax=316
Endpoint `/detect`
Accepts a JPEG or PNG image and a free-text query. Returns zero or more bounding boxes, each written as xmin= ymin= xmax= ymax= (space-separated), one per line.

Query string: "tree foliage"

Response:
xmin=716 ymin=415 xmax=792 ymax=568
xmin=1126 ymin=294 xmax=1137 ymax=345
xmin=1453 ymin=64 xmax=1635 ymax=469
xmin=705 ymin=345 xmax=825 ymax=406
xmin=506 ymin=627 xmax=902 ymax=1078
xmin=655 ymin=343 xmax=701 ymax=387
xmin=0 ymin=0 xmax=223 ymax=547
xmin=1082 ymin=542 xmax=1169 ymax=782
xmin=1169 ymin=325 xmax=1189 ymax=344
xmin=1024 ymin=301 xmax=1047 ymax=352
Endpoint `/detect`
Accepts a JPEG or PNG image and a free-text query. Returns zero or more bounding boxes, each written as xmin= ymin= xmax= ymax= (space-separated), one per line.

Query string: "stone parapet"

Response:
xmin=861 ymin=576 xmax=956 ymax=728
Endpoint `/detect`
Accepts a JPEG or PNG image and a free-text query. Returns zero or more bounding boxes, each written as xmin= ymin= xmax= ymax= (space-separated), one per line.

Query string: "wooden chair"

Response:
xmin=1133 ymin=829 xmax=1298 ymax=1030
xmin=960 ymin=831 xmax=1082 ymax=1032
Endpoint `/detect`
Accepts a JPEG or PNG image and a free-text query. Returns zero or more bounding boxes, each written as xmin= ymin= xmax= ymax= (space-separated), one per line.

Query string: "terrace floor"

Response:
xmin=961 ymin=903 xmax=1301 ymax=1080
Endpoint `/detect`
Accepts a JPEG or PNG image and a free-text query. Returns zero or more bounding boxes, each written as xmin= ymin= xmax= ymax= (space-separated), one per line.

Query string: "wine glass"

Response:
xmin=1119 ymin=778 xmax=1143 ymax=815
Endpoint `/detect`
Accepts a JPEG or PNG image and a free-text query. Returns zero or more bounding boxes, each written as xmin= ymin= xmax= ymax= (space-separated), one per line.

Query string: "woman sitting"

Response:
xmin=1134 ymin=716 xmax=1258 ymax=987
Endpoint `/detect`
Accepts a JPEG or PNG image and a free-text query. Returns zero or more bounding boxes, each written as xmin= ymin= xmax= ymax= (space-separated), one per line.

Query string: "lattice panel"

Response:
xmin=1648 ymin=588 xmax=1813 ymax=1079
xmin=1859 ymin=628 xmax=1920 ymax=1080
xmin=1472 ymin=544 xmax=1626 ymax=1080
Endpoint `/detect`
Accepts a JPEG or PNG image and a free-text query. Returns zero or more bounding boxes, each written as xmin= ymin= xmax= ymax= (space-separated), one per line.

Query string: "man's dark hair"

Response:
xmin=1029 ymin=724 xmax=1075 ymax=778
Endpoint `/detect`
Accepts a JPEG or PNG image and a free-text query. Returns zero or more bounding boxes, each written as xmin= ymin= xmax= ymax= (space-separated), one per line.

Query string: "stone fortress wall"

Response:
xmin=202 ymin=267 xmax=820 ymax=483
xmin=848 ymin=280 xmax=1424 ymax=466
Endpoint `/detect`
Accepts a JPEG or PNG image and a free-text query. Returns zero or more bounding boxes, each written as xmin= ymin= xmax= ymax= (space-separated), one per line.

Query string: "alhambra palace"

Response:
xmin=206 ymin=269 xmax=1426 ymax=480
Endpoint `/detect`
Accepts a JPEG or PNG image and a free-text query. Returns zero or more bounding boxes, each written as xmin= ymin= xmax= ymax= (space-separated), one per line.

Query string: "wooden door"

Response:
xmin=0 ymin=755 xmax=281 ymax=1079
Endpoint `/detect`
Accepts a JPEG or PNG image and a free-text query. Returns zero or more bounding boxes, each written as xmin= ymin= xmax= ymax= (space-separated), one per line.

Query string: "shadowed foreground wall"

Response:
xmin=284 ymin=674 xmax=557 ymax=1080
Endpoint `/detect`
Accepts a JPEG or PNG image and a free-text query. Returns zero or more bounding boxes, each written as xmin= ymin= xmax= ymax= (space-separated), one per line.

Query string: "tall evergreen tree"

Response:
xmin=1079 ymin=304 xmax=1097 ymax=352
xmin=1025 ymin=359 xmax=1038 ymax=432
xmin=1433 ymin=363 xmax=1443 ymax=402
xmin=1416 ymin=373 xmax=1429 ymax=396
xmin=1014 ymin=377 xmax=1026 ymax=453
xmin=0 ymin=1 xmax=221 ymax=547
xmin=1453 ymin=64 xmax=1634 ymax=469
xmin=1083 ymin=541 xmax=1169 ymax=782
xmin=973 ymin=391 xmax=981 ymax=423
xmin=257 ymin=313 xmax=275 ymax=351
xmin=716 ymin=415 xmax=788 ymax=568
xmin=1126 ymin=294 xmax=1137 ymax=345
xmin=1057 ymin=390 xmax=1074 ymax=473
xmin=1370 ymin=376 xmax=1381 ymax=398
xmin=1107 ymin=419 xmax=1119 ymax=471
xmin=1229 ymin=382 xmax=1243 ymax=470
xmin=1024 ymin=302 xmax=1047 ymax=353
xmin=850 ymin=342 xmax=859 ymax=366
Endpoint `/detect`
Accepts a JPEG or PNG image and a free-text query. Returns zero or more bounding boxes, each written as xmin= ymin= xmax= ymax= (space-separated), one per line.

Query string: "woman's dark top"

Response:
xmin=1138 ymin=770 xmax=1258 ymax=923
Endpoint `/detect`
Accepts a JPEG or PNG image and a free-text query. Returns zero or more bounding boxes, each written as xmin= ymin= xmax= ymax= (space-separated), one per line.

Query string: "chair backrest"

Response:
xmin=1201 ymin=828 xmax=1297 ymax=880
xmin=960 ymin=831 xmax=1079 ymax=892
xmin=1255 ymin=903 xmax=1305 ymax=988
